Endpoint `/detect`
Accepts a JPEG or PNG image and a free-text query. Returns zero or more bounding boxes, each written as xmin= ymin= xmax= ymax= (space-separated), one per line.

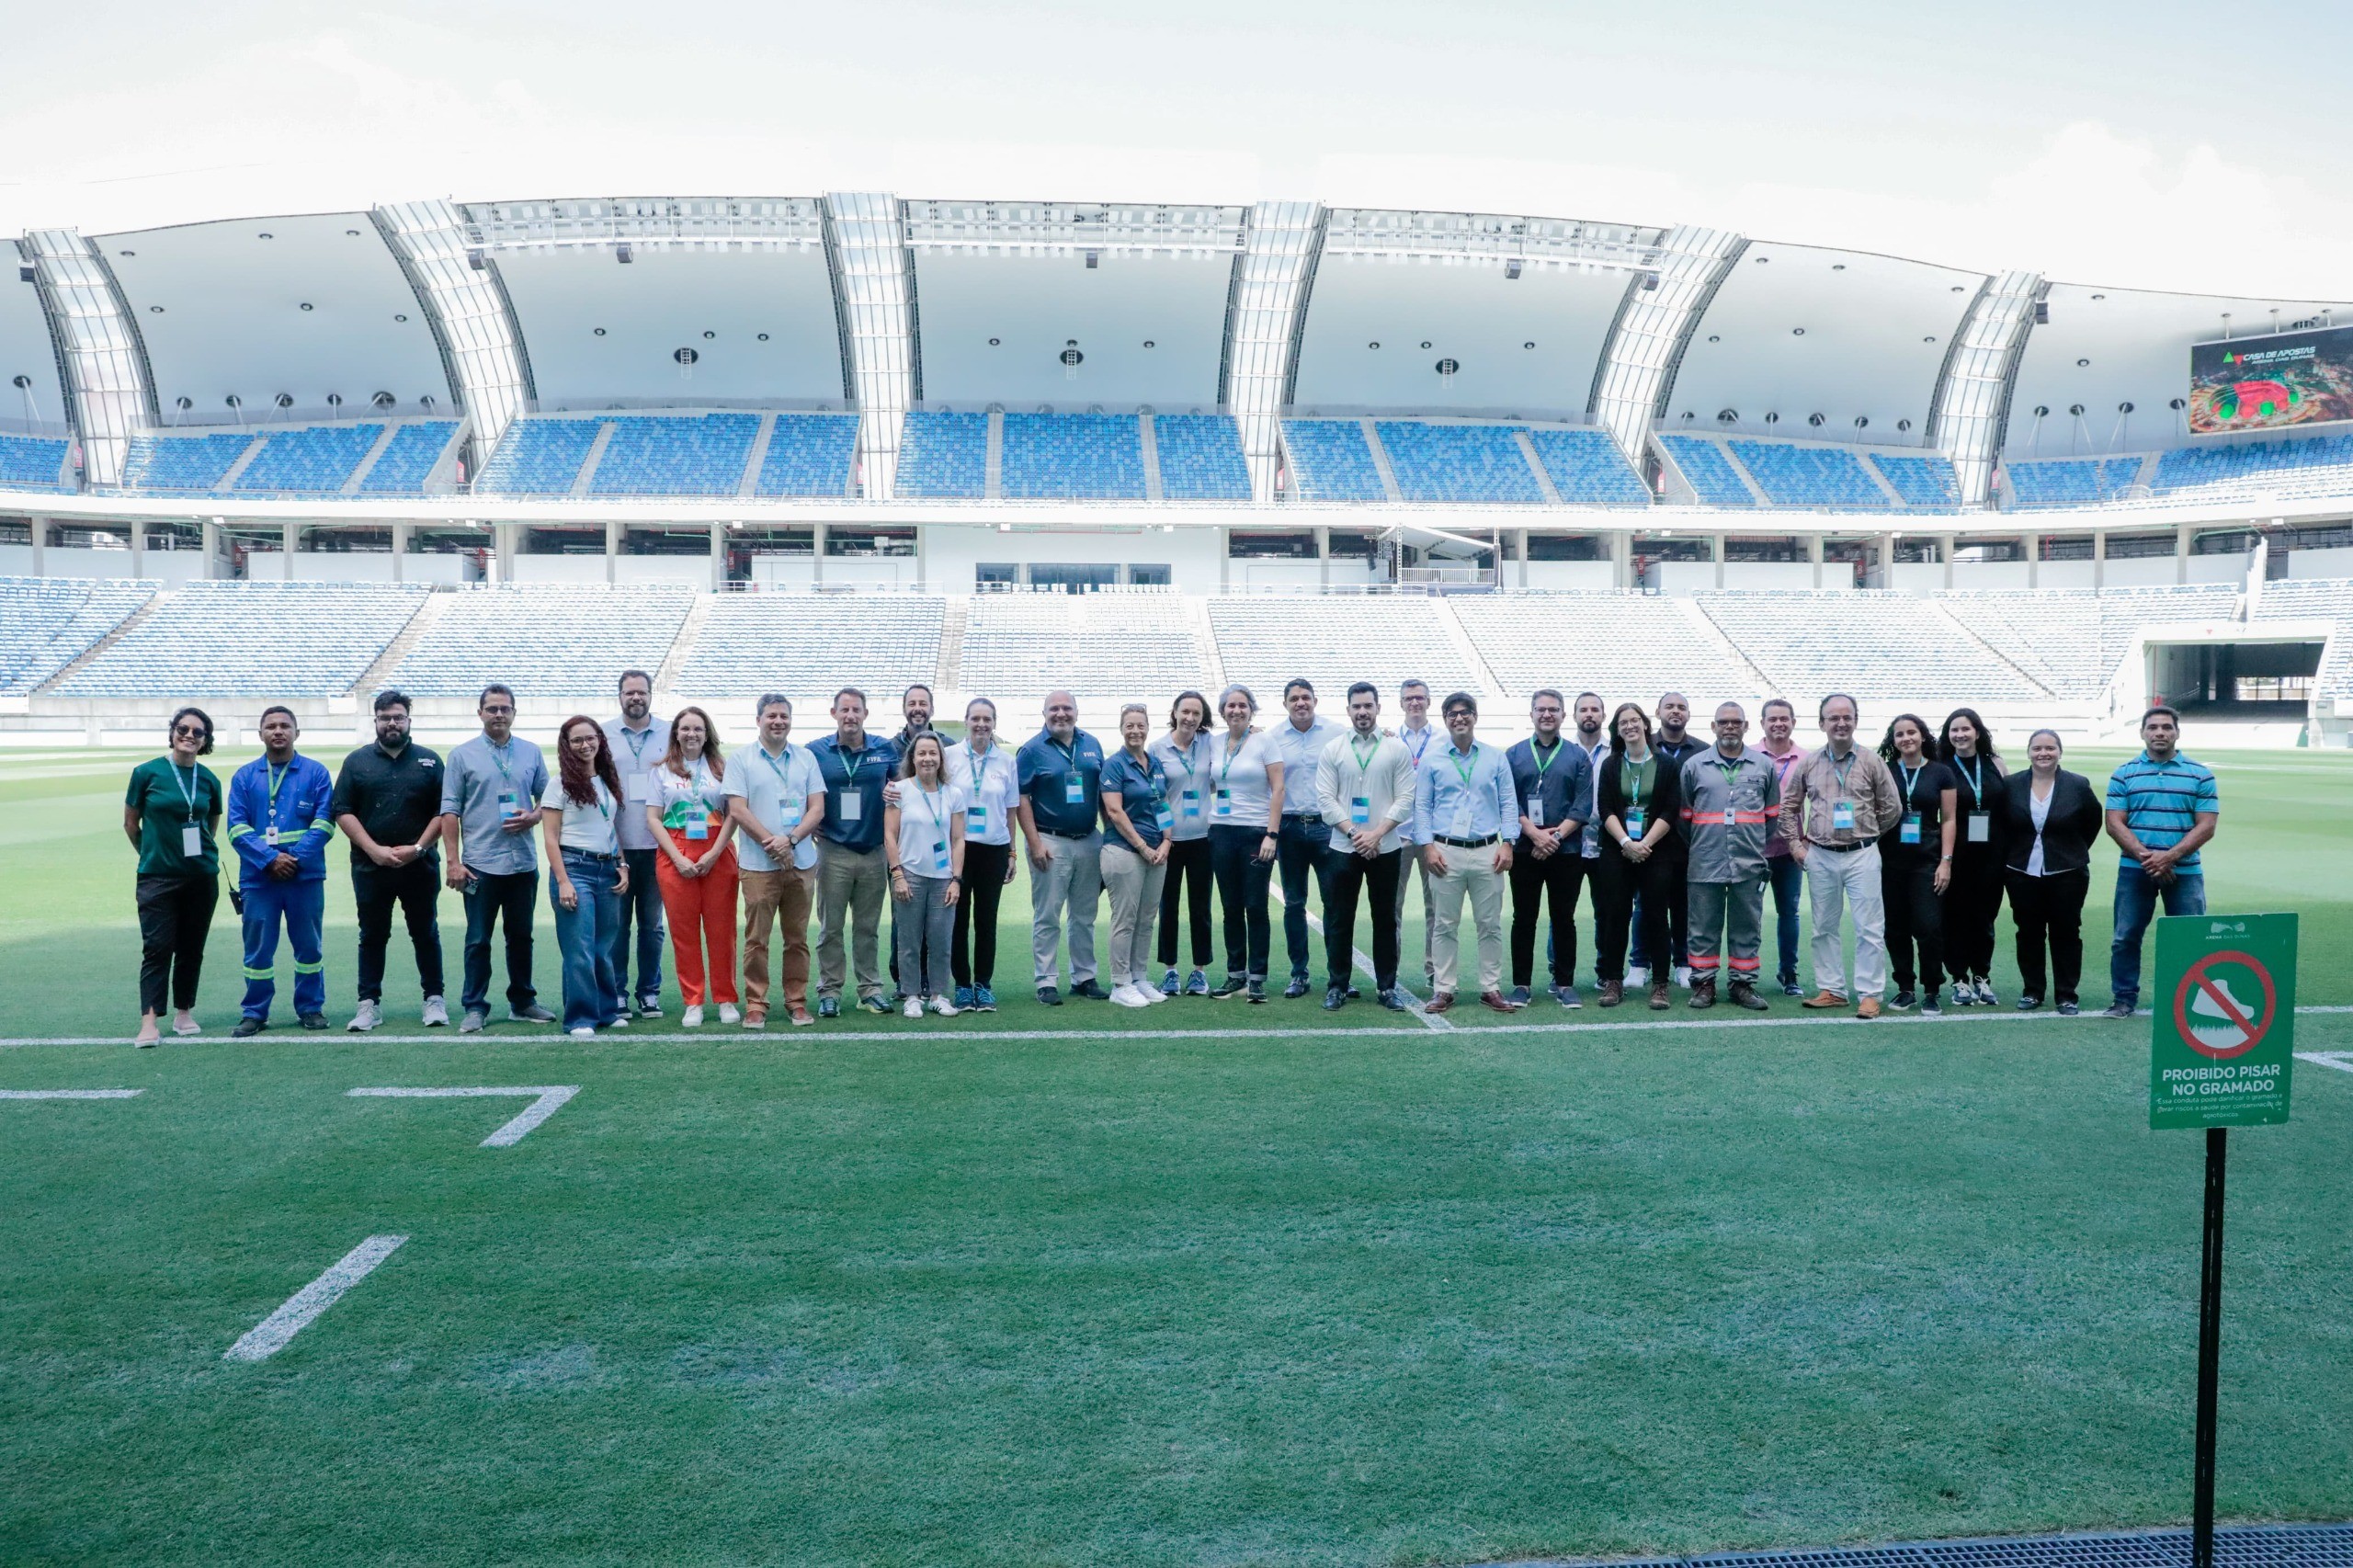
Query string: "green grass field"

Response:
xmin=4 ymin=746 xmax=2349 ymax=1566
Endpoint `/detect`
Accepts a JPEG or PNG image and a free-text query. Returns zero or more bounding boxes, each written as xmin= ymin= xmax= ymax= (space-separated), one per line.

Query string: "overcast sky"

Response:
xmin=6 ymin=0 xmax=2348 ymax=298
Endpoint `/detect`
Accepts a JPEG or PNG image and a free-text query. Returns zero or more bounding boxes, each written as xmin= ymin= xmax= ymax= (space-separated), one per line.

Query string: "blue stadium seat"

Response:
xmin=0 ymin=434 xmax=72 ymax=493
xmin=1867 ymin=452 xmax=1963 ymax=509
xmin=1375 ymin=421 xmax=1544 ymax=504
xmin=590 ymin=414 xmax=760 ymax=496
xmin=358 ymin=422 xmax=460 ymax=494
xmin=58 ymin=581 xmax=428 ymax=698
xmin=1658 ymin=436 xmax=1756 ymax=507
xmin=233 ymin=424 xmax=384 ymax=494
xmin=1726 ymin=440 xmax=1884 ymax=508
xmin=475 ymin=417 xmax=606 ymax=494
xmin=896 ymin=413 xmax=989 ymax=498
xmin=1152 ymin=415 xmax=1251 ymax=500
xmin=1526 ymin=427 xmax=1651 ymax=506
xmin=0 ymin=575 xmax=155 ymax=693
xmin=1280 ymin=420 xmax=1387 ymax=502
xmin=2004 ymin=457 xmax=2146 ymax=507
xmin=1000 ymin=414 xmax=1145 ymax=500
xmin=121 ymin=432 xmax=260 ymax=493
xmin=755 ymin=414 xmax=858 ymax=497
xmin=2150 ymin=432 xmax=2353 ymax=497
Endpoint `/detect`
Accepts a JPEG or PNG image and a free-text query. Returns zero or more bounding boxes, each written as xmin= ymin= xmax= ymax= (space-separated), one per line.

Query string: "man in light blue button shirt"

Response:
xmin=604 ymin=670 xmax=670 ymax=1017
xmin=1269 ymin=677 xmax=1346 ymax=997
xmin=1412 ymin=691 xmax=1518 ymax=1014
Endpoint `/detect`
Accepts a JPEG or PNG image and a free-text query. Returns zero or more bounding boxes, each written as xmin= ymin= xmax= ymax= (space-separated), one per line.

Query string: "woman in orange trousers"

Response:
xmin=642 ymin=706 xmax=740 ymax=1027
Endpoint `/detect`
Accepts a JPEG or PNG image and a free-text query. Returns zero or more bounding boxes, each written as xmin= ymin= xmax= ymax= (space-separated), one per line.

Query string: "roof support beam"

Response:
xmin=824 ymin=192 xmax=915 ymax=501
xmin=1587 ymin=225 xmax=1745 ymax=477
xmin=22 ymin=231 xmax=153 ymax=488
xmin=374 ymin=199 xmax=533 ymax=457
xmin=1930 ymin=269 xmax=2044 ymax=508
xmin=1220 ymin=201 xmax=1324 ymax=504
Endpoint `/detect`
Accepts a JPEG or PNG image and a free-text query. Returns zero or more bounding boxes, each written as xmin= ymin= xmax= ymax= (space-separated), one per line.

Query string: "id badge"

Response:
xmin=182 ymin=823 xmax=203 ymax=858
xmin=685 ymin=815 xmax=709 ymax=842
xmin=265 ymin=824 xmax=279 ymax=847
xmin=1154 ymin=804 xmax=1174 ymax=832
xmin=1529 ymin=799 xmax=1545 ymax=827
xmin=1722 ymin=806 xmax=1738 ymax=827
xmin=1350 ymin=795 xmax=1371 ymax=827
xmin=498 ymin=790 xmax=520 ymax=820
xmin=1214 ymin=788 xmax=1233 ymax=816
xmin=837 ymin=790 xmax=862 ymax=824
xmin=625 ymin=773 xmax=649 ymax=805
xmin=966 ymin=804 xmax=989 ymax=835
xmin=1831 ymin=800 xmax=1856 ymax=832
xmin=1900 ymin=812 xmax=1923 ymax=845
xmin=1967 ymin=812 xmax=1991 ymax=844
xmin=1625 ymin=806 xmax=1646 ymax=837
xmin=1063 ymin=776 xmax=1085 ymax=805
xmin=1449 ymin=800 xmax=1472 ymax=839
xmin=779 ymin=803 xmax=802 ymax=829
xmin=932 ymin=839 xmax=950 ymax=874
xmin=1181 ymin=788 xmax=1200 ymax=819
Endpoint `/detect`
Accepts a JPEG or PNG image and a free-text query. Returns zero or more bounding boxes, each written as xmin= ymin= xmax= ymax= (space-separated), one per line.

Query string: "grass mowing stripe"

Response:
xmin=345 ymin=1085 xmax=580 ymax=1146
xmin=220 ymin=1234 xmax=408 ymax=1363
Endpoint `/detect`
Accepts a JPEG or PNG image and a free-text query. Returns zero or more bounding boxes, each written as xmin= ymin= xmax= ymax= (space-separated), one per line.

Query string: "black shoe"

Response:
xmin=1245 ymin=981 xmax=1267 ymax=1004
xmin=1920 ymin=988 xmax=1943 ymax=1017
xmin=2016 ymin=994 xmax=2043 ymax=1012
xmin=1377 ymin=988 xmax=1407 ymax=1012
xmin=1345 ymin=985 xmax=1360 ymax=999
xmin=2101 ymin=1000 xmax=2135 ymax=1019
xmin=1890 ymin=990 xmax=1916 ymax=1012
xmin=1208 ymin=974 xmax=1245 ymax=999
xmin=297 ymin=1013 xmax=329 ymax=1031
xmin=1037 ymin=986 xmax=1063 ymax=1006
xmin=231 ymin=1016 xmax=266 ymax=1039
xmin=2058 ymin=1000 xmax=2082 ymax=1017
xmin=1283 ymin=976 xmax=1311 ymax=999
xmin=1070 ymin=980 xmax=1111 ymax=1001
xmin=510 ymin=1003 xmax=557 ymax=1024
xmin=1322 ymin=986 xmax=1346 ymax=1011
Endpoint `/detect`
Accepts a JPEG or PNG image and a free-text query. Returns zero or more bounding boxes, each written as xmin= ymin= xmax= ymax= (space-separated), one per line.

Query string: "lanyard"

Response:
xmin=1829 ymin=748 xmax=1857 ymax=790
xmin=1166 ymin=736 xmax=1199 ymax=784
xmin=906 ymin=779 xmax=947 ymax=835
xmin=1447 ymin=744 xmax=1479 ymax=790
xmin=1958 ymin=755 xmax=1983 ymax=801
xmin=1620 ymin=753 xmax=1649 ymax=796
xmin=1122 ymin=749 xmax=1161 ymax=803
xmin=1898 ymin=759 xmax=1921 ymax=802
xmin=621 ymin=727 xmax=653 ymax=764
xmin=1219 ymin=730 xmax=1251 ymax=788
xmin=592 ymin=782 xmax=610 ymax=821
xmin=170 ymin=759 xmax=201 ymax=820
xmin=1530 ymin=738 xmax=1563 ymax=783
xmin=487 ymin=739 xmax=515 ymax=787
xmin=1404 ymin=726 xmax=1433 ymax=766
xmin=758 ymin=743 xmax=794 ymax=787
xmin=967 ymin=743 xmax=994 ymax=792
xmin=837 ymin=744 xmax=866 ymax=788
xmin=1712 ymin=755 xmax=1744 ymax=790
xmin=1051 ymin=739 xmax=1078 ymax=776
xmin=1349 ymin=733 xmax=1380 ymax=776
xmin=265 ymin=758 xmax=291 ymax=814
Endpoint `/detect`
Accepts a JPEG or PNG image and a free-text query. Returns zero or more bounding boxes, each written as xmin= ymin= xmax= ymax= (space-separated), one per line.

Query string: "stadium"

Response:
xmin=4 ymin=171 xmax=2352 ymax=1568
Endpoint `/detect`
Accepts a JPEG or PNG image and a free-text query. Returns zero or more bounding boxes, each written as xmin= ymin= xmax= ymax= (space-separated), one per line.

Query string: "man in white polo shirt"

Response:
xmin=724 ymin=692 xmax=825 ymax=1028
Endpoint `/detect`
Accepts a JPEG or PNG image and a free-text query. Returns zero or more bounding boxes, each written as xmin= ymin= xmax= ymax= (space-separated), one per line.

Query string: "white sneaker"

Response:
xmin=347 ymin=999 xmax=381 ymax=1033
xmin=568 ymin=1026 xmax=595 ymax=1040
xmin=682 ymin=1005 xmax=704 ymax=1028
xmin=1626 ymin=965 xmax=1651 ymax=988
xmin=1673 ymin=965 xmax=1692 ymax=989
xmin=903 ymin=996 xmax=924 ymax=1018
xmin=1142 ymin=983 xmax=1171 ymax=1004
xmin=609 ymin=1015 xmax=629 ymax=1029
xmin=718 ymin=1003 xmax=741 ymax=1024
xmin=420 ymin=995 xmax=448 ymax=1028
xmin=1110 ymin=984 xmax=1152 ymax=1008
xmin=930 ymin=994 xmax=960 ymax=1017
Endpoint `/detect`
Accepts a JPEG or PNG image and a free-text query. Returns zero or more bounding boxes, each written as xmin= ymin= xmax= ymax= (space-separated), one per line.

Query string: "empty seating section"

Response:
xmin=59 ymin=582 xmax=426 ymax=697
xmin=961 ymin=593 xmax=1203 ymax=696
xmin=2255 ymin=578 xmax=2353 ymax=697
xmin=673 ymin=594 xmax=945 ymax=697
xmin=1694 ymin=591 xmax=2041 ymax=703
xmin=1281 ymin=420 xmax=1386 ymax=502
xmin=1000 ymin=414 xmax=1145 ymax=500
xmin=1152 ymin=415 xmax=1251 ymax=500
xmin=0 ymin=576 xmax=155 ymax=692
xmin=1375 ymin=421 xmax=1544 ymax=505
xmin=475 ymin=417 xmax=604 ymax=494
xmin=1449 ymin=592 xmax=1748 ymax=701
xmin=388 ymin=585 xmax=696 ymax=697
xmin=0 ymin=433 xmax=71 ymax=491
xmin=755 ymin=415 xmax=858 ymax=497
xmin=233 ymin=424 xmax=384 ymax=494
xmin=895 ymin=413 xmax=989 ymax=498
xmin=589 ymin=414 xmax=760 ymax=496
xmin=1658 ymin=437 xmax=1755 ymax=507
xmin=1726 ymin=441 xmax=1884 ymax=508
xmin=120 ymin=432 xmax=257 ymax=493
xmin=2004 ymin=457 xmax=2146 ymax=507
xmin=358 ymin=422 xmax=460 ymax=494
xmin=1527 ymin=428 xmax=1651 ymax=506
xmin=1869 ymin=453 xmax=1963 ymax=509
xmin=2150 ymin=433 xmax=2353 ymax=500
xmin=1208 ymin=596 xmax=1480 ymax=700
xmin=1938 ymin=585 xmax=2241 ymax=698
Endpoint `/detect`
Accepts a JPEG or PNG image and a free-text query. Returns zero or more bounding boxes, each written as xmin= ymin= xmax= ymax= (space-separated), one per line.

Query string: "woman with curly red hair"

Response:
xmin=541 ymin=715 xmax=631 ymax=1037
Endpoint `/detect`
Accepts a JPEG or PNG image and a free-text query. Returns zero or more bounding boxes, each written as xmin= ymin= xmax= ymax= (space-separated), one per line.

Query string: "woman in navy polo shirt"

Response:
xmin=1100 ymin=703 xmax=1174 ymax=1009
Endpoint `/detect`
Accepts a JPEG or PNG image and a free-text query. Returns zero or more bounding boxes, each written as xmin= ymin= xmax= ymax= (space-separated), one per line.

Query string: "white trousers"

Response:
xmin=1426 ymin=846 xmax=1506 ymax=996
xmin=1805 ymin=841 xmax=1887 ymax=1001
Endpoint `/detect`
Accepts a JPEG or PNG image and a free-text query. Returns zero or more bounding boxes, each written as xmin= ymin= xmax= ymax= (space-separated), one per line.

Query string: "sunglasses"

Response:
xmin=172 ymin=724 xmax=206 ymax=738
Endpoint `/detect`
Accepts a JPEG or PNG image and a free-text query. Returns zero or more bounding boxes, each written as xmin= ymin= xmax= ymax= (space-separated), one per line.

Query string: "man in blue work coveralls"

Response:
xmin=227 ymin=704 xmax=335 ymax=1036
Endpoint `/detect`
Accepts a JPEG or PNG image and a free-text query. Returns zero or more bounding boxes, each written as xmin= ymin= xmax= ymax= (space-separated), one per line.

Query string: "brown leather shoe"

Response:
xmin=787 ymin=1006 xmax=813 ymax=1028
xmin=1480 ymin=990 xmax=1517 ymax=1014
xmin=1597 ymin=980 xmax=1624 ymax=1007
xmin=1688 ymin=977 xmax=1717 ymax=1009
xmin=1856 ymin=996 xmax=1881 ymax=1020
xmin=1801 ymin=990 xmax=1848 ymax=1010
xmin=742 ymin=1007 xmax=768 ymax=1029
xmin=1425 ymin=992 xmax=1455 ymax=1014
xmin=1648 ymin=983 xmax=1671 ymax=1010
xmin=1728 ymin=980 xmax=1768 ymax=1011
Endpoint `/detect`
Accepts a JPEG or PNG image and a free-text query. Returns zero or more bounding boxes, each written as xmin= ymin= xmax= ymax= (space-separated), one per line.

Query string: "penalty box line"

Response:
xmin=346 ymin=1085 xmax=579 ymax=1145
xmin=0 ymin=1087 xmax=142 ymax=1098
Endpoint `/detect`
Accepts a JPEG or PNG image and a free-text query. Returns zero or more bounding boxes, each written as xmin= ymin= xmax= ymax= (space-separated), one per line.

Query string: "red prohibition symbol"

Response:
xmin=2172 ymin=949 xmax=2277 ymax=1061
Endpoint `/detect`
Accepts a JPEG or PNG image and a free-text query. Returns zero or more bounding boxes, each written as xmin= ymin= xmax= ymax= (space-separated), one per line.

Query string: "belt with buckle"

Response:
xmin=1434 ymin=834 xmax=1498 ymax=848
xmin=1809 ymin=838 xmax=1865 ymax=853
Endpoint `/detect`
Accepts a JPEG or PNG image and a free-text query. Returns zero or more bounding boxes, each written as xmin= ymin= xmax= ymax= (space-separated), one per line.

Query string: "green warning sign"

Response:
xmin=2149 ymin=912 xmax=2296 ymax=1131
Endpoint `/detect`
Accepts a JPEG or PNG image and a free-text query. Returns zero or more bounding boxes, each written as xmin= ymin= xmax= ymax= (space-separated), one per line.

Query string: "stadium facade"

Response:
xmin=1 ymin=195 xmax=2348 ymax=747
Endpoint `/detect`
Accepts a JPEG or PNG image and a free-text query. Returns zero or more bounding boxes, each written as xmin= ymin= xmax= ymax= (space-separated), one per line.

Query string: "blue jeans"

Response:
xmin=551 ymin=850 xmax=624 ymax=1030
xmin=610 ymin=846 xmax=665 ymax=1005
xmin=239 ymin=877 xmax=326 ymax=1021
xmin=2109 ymin=865 xmax=2205 ymax=1007
xmin=1276 ymin=814 xmax=1336 ymax=980
xmin=460 ymin=867 xmax=539 ymax=1015
xmin=1768 ymin=855 xmax=1805 ymax=984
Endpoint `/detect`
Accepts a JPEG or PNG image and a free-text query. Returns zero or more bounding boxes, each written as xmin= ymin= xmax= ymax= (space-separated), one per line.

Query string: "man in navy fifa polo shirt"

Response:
xmin=809 ymin=687 xmax=900 ymax=1017
xmin=1017 ymin=690 xmax=1109 ymax=1005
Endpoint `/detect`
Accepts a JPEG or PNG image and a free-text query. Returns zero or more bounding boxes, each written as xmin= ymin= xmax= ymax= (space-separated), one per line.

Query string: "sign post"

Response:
xmin=2149 ymin=912 xmax=2296 ymax=1568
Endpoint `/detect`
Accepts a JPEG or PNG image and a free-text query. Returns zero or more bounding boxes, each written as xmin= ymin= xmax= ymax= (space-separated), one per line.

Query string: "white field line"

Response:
xmin=2295 ymin=1051 xmax=2353 ymax=1075
xmin=346 ymin=1085 xmax=580 ymax=1146
xmin=222 ymin=1234 xmax=407 ymax=1363
xmin=1267 ymin=881 xmax=1452 ymax=1031
xmin=0 ymin=1088 xmax=142 ymax=1099
xmin=6 ymin=1005 xmax=2353 ymax=1052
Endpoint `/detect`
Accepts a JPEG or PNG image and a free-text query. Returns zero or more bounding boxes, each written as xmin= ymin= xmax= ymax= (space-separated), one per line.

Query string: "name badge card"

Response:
xmin=1214 ymin=788 xmax=1233 ymax=815
xmin=966 ymin=804 xmax=989 ymax=835
xmin=1966 ymin=812 xmax=1991 ymax=844
xmin=779 ymin=801 xmax=802 ymax=828
xmin=182 ymin=824 xmax=203 ymax=858
xmin=499 ymin=790 xmax=520 ymax=820
xmin=625 ymin=772 xmax=649 ymax=805
xmin=1625 ymin=806 xmax=1646 ymax=837
xmin=685 ymin=815 xmax=709 ymax=842
xmin=1722 ymin=807 xmax=1738 ymax=827
xmin=1180 ymin=788 xmax=1201 ymax=819
xmin=1350 ymin=796 xmax=1371 ymax=827
xmin=1063 ymin=775 xmax=1086 ymax=805
xmin=1154 ymin=804 xmax=1174 ymax=832
xmin=838 ymin=790 xmax=862 ymax=824
xmin=1449 ymin=800 xmax=1472 ymax=839
xmin=1529 ymin=799 xmax=1545 ymax=826
xmin=1900 ymin=812 xmax=1923 ymax=845
xmin=265 ymin=825 xmax=280 ymax=847
xmin=932 ymin=838 xmax=951 ymax=873
xmin=1832 ymin=800 xmax=1856 ymax=832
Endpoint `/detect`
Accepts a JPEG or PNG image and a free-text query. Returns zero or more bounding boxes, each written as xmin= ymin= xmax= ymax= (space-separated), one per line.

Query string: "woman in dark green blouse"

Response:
xmin=123 ymin=707 xmax=224 ymax=1046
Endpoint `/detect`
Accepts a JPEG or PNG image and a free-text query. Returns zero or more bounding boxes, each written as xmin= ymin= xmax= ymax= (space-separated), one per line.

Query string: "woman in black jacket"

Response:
xmin=1878 ymin=713 xmax=1959 ymax=1015
xmin=1594 ymin=701 xmax=1683 ymax=1011
xmin=1995 ymin=728 xmax=2104 ymax=1015
xmin=1938 ymin=707 xmax=2007 ymax=1006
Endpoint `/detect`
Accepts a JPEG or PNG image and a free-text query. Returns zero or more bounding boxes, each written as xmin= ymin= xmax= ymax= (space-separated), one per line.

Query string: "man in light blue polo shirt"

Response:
xmin=2101 ymin=704 xmax=2220 ymax=1018
xmin=725 ymin=693 xmax=825 ymax=1028
xmin=1269 ymin=677 xmax=1345 ymax=998
xmin=605 ymin=669 xmax=670 ymax=1018
xmin=808 ymin=687 xmax=899 ymax=1018
xmin=438 ymin=683 xmax=556 ymax=1033
xmin=1412 ymin=691 xmax=1519 ymax=1015
xmin=1017 ymin=689 xmax=1109 ymax=1006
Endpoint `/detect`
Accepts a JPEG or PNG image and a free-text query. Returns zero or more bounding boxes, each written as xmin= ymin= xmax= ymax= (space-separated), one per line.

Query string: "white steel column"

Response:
xmin=22 ymin=231 xmax=152 ymax=488
xmin=1222 ymin=201 xmax=1324 ymax=504
xmin=1588 ymin=226 xmax=1744 ymax=474
xmin=374 ymin=201 xmax=532 ymax=456
xmin=1929 ymin=269 xmax=2043 ymax=508
xmin=824 ymin=193 xmax=915 ymax=501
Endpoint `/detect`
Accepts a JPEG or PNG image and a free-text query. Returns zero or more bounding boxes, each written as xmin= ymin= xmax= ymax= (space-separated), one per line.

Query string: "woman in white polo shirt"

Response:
xmin=541 ymin=715 xmax=631 ymax=1039
xmin=1205 ymin=684 xmax=1286 ymax=1003
xmin=886 ymin=732 xmax=966 ymax=1017
xmin=946 ymin=698 xmax=1018 ymax=1013
xmin=1150 ymin=689 xmax=1217 ymax=998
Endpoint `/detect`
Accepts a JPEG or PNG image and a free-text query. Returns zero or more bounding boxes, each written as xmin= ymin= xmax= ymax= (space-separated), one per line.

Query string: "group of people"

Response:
xmin=125 ymin=674 xmax=2219 ymax=1042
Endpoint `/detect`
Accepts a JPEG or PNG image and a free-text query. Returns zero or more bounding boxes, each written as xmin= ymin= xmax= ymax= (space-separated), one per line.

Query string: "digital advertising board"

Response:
xmin=2188 ymin=324 xmax=2353 ymax=434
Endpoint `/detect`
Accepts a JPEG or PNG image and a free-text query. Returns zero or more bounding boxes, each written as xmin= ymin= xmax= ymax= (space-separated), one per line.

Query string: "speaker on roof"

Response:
xmin=2033 ymin=301 xmax=2050 ymax=324
xmin=466 ymin=248 xmax=486 ymax=271
xmin=17 ymin=266 xmax=34 ymax=284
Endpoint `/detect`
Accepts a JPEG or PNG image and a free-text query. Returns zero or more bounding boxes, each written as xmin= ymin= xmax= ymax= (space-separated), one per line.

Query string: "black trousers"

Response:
xmin=1594 ymin=846 xmax=1676 ymax=984
xmin=2006 ymin=867 xmax=2089 ymax=1004
xmin=352 ymin=858 xmax=445 ymax=1003
xmin=1209 ymin=824 xmax=1273 ymax=981
xmin=1944 ymin=853 xmax=2006 ymax=983
xmin=1882 ymin=858 xmax=1946 ymax=993
xmin=1276 ymin=814 xmax=1336 ymax=980
xmin=950 ymin=839 xmax=1014 ymax=989
xmin=1509 ymin=848 xmax=1586 ymax=989
xmin=1629 ymin=865 xmax=1690 ymax=971
xmin=136 ymin=872 xmax=218 ymax=1016
xmin=1324 ymin=846 xmax=1402 ymax=992
xmin=1156 ymin=835 xmax=1214 ymax=968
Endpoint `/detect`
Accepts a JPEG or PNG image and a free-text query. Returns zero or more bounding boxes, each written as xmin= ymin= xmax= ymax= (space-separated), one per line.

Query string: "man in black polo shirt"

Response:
xmin=331 ymin=689 xmax=449 ymax=1031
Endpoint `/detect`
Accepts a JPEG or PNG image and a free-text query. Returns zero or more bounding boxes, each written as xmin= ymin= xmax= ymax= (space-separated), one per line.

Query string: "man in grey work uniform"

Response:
xmin=605 ymin=670 xmax=669 ymax=1017
xmin=1678 ymin=701 xmax=1779 ymax=1011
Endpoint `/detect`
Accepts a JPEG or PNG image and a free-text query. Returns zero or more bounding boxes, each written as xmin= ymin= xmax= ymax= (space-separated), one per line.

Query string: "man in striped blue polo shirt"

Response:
xmin=2101 ymin=705 xmax=2220 ymax=1018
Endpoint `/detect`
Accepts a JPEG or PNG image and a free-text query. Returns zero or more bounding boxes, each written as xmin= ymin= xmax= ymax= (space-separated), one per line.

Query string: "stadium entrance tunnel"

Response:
xmin=2148 ymin=634 xmax=2328 ymax=744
